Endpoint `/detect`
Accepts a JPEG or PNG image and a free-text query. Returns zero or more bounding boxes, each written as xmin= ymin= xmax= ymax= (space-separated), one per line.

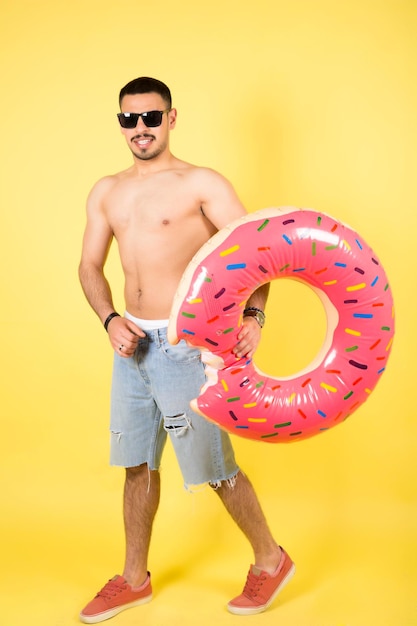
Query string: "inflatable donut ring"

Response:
xmin=168 ymin=207 xmax=395 ymax=443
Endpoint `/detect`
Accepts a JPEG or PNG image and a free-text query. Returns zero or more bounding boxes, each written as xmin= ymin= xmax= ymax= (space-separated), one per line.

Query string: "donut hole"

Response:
xmin=255 ymin=278 xmax=328 ymax=379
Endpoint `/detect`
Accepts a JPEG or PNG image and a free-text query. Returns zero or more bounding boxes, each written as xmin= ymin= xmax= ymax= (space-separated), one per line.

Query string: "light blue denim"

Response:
xmin=110 ymin=326 xmax=239 ymax=488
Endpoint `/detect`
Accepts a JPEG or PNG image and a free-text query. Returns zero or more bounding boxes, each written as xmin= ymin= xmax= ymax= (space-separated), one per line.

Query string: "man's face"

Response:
xmin=119 ymin=92 xmax=176 ymax=161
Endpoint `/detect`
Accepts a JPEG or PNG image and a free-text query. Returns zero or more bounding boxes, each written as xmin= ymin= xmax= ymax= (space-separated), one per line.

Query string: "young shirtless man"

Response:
xmin=78 ymin=77 xmax=295 ymax=623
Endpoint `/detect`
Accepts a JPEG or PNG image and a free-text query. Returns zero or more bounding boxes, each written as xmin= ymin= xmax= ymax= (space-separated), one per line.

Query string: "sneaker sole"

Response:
xmin=227 ymin=563 xmax=296 ymax=616
xmin=79 ymin=593 xmax=153 ymax=624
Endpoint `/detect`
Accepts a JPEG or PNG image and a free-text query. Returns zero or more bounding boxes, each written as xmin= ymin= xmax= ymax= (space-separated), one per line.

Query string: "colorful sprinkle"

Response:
xmin=205 ymin=338 xmax=219 ymax=346
xmin=282 ymin=234 xmax=292 ymax=245
xmin=220 ymin=245 xmax=240 ymax=256
xmin=257 ymin=219 xmax=269 ymax=232
xmin=320 ymin=382 xmax=338 ymax=393
xmin=214 ymin=288 xmax=225 ymax=298
xmin=226 ymin=263 xmax=246 ymax=270
xmin=346 ymin=283 xmax=366 ymax=291
xmin=181 ymin=311 xmax=196 ymax=318
xmin=349 ymin=360 xmax=368 ymax=370
xmin=345 ymin=328 xmax=361 ymax=336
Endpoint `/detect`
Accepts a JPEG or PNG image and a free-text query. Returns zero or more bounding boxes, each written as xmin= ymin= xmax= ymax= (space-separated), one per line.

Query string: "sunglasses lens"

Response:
xmin=118 ymin=113 xmax=139 ymax=128
xmin=117 ymin=111 xmax=166 ymax=128
xmin=141 ymin=111 xmax=164 ymax=127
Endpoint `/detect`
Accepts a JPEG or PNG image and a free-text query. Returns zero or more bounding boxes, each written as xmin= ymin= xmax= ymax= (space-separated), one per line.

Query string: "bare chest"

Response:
xmin=106 ymin=175 xmax=204 ymax=236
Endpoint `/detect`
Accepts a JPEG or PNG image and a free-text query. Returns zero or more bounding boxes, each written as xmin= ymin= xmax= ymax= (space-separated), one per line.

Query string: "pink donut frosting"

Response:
xmin=168 ymin=207 xmax=395 ymax=442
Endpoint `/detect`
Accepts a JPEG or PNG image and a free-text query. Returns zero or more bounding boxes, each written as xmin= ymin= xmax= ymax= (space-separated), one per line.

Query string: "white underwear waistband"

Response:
xmin=125 ymin=311 xmax=169 ymax=331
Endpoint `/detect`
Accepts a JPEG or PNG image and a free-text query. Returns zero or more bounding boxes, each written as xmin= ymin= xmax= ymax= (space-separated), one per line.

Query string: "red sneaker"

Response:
xmin=79 ymin=574 xmax=152 ymax=623
xmin=227 ymin=547 xmax=295 ymax=615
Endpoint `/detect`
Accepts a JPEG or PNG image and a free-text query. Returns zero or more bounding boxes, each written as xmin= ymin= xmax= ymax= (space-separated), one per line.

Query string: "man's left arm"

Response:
xmin=198 ymin=167 xmax=270 ymax=359
xmin=234 ymin=283 xmax=270 ymax=359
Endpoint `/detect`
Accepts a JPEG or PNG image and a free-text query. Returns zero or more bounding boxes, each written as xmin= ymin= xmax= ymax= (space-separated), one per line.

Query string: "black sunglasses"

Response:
xmin=117 ymin=109 xmax=170 ymax=129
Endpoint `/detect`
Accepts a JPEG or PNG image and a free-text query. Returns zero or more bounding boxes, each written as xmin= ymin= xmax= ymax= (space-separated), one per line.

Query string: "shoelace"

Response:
xmin=97 ymin=579 xmax=127 ymax=599
xmin=243 ymin=570 xmax=267 ymax=598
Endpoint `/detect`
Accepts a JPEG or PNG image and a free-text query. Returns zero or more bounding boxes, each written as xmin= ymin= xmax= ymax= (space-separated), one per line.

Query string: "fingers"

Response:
xmin=108 ymin=317 xmax=144 ymax=357
xmin=125 ymin=319 xmax=146 ymax=338
xmin=233 ymin=318 xmax=261 ymax=359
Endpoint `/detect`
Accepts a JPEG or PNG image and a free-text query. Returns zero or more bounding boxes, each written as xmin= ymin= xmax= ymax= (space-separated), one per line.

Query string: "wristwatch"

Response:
xmin=243 ymin=307 xmax=266 ymax=328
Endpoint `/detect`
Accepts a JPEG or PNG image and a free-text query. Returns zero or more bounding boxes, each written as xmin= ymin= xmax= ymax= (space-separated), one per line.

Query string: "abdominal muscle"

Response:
xmin=118 ymin=215 xmax=217 ymax=320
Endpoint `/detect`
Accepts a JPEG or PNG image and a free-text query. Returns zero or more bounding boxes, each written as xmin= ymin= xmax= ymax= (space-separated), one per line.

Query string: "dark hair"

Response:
xmin=119 ymin=77 xmax=172 ymax=109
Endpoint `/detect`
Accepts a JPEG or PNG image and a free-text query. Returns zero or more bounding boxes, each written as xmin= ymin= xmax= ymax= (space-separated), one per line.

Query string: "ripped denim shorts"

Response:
xmin=109 ymin=324 xmax=239 ymax=488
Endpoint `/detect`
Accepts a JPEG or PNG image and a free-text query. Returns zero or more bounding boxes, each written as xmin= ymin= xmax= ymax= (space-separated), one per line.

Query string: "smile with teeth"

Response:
xmin=132 ymin=135 xmax=154 ymax=148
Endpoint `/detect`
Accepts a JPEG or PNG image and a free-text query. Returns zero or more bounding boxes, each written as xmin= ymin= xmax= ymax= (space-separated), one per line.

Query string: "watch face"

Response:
xmin=245 ymin=309 xmax=265 ymax=327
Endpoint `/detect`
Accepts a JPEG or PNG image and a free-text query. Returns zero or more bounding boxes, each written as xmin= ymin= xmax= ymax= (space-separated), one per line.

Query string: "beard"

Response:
xmin=130 ymin=134 xmax=168 ymax=161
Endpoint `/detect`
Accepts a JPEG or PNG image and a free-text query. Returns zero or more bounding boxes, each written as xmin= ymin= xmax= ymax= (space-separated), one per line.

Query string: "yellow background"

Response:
xmin=1 ymin=1 xmax=416 ymax=625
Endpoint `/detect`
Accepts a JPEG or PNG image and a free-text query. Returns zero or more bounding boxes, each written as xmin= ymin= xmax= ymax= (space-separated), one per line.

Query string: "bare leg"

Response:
xmin=213 ymin=471 xmax=282 ymax=574
xmin=122 ymin=464 xmax=160 ymax=587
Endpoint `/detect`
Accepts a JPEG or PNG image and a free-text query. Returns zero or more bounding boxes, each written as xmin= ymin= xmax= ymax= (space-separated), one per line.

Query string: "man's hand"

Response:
xmin=233 ymin=317 xmax=262 ymax=359
xmin=107 ymin=316 xmax=145 ymax=358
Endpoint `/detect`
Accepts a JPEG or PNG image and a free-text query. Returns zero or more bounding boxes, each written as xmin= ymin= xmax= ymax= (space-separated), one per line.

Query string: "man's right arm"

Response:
xmin=78 ymin=178 xmax=117 ymax=325
xmin=78 ymin=178 xmax=145 ymax=356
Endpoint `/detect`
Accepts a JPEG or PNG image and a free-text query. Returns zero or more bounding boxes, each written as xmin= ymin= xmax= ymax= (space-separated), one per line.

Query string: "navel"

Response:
xmin=162 ymin=219 xmax=170 ymax=225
